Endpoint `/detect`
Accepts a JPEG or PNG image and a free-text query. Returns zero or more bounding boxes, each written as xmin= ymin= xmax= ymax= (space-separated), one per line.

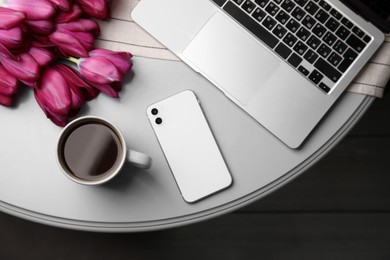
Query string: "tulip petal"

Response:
xmin=89 ymin=49 xmax=133 ymax=75
xmin=0 ymin=64 xmax=18 ymax=96
xmin=87 ymin=82 xmax=119 ymax=98
xmin=79 ymin=56 xmax=121 ymax=84
xmin=49 ymin=0 xmax=72 ymax=11
xmin=35 ymin=68 xmax=71 ymax=115
xmin=55 ymin=4 xmax=83 ymax=23
xmin=57 ymin=19 xmax=100 ymax=37
xmin=29 ymin=45 xmax=55 ymax=67
xmin=0 ymin=42 xmax=17 ymax=60
xmin=54 ymin=63 xmax=99 ymax=100
xmin=49 ymin=30 xmax=89 ymax=57
xmin=1 ymin=52 xmax=39 ymax=82
xmin=0 ymin=94 xmax=13 ymax=106
xmin=24 ymin=19 xmax=54 ymax=35
xmin=0 ymin=26 xmax=23 ymax=49
xmin=76 ymin=0 xmax=109 ymax=20
xmin=34 ymin=92 xmax=69 ymax=126
xmin=5 ymin=0 xmax=56 ymax=20
xmin=0 ymin=7 xmax=25 ymax=30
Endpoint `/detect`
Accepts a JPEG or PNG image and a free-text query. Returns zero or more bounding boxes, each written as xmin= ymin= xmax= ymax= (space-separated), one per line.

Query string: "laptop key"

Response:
xmin=319 ymin=82 xmax=330 ymax=93
xmin=325 ymin=17 xmax=340 ymax=32
xmin=224 ymin=2 xmax=279 ymax=48
xmin=307 ymin=35 xmax=321 ymax=50
xmin=335 ymin=25 xmax=350 ymax=40
xmin=333 ymin=39 xmax=347 ymax=54
xmin=254 ymin=0 xmax=269 ymax=8
xmin=287 ymin=53 xmax=303 ymax=67
xmin=232 ymin=0 xmax=245 ymax=5
xmin=338 ymin=48 xmax=358 ymax=72
xmin=330 ymin=8 xmax=342 ymax=20
xmin=302 ymin=15 xmax=316 ymax=29
xmin=346 ymin=34 xmax=366 ymax=53
xmin=283 ymin=32 xmax=298 ymax=47
xmin=291 ymin=6 xmax=305 ymax=21
xmin=308 ymin=69 xmax=323 ymax=84
xmin=341 ymin=17 xmax=353 ymax=29
xmin=314 ymin=9 xmax=329 ymax=23
xmin=296 ymin=27 xmax=310 ymax=41
xmin=304 ymin=1 xmax=319 ymax=15
xmin=317 ymin=43 xmax=331 ymax=58
xmin=273 ymin=24 xmax=288 ymax=38
xmin=275 ymin=42 xmax=292 ymax=59
xmin=286 ymin=18 xmax=300 ymax=32
xmin=252 ymin=7 xmax=267 ymax=22
xmin=262 ymin=16 xmax=277 ymax=30
xmin=265 ymin=2 xmax=279 ymax=16
xmin=293 ymin=40 xmax=308 ymax=56
xmin=212 ymin=0 xmax=227 ymax=7
xmin=275 ymin=10 xmax=290 ymax=24
xmin=352 ymin=26 xmax=365 ymax=38
xmin=281 ymin=0 xmax=296 ymax=13
xmin=298 ymin=65 xmax=310 ymax=76
xmin=312 ymin=23 xmax=326 ymax=38
xmin=323 ymin=31 xmax=337 ymax=46
xmin=318 ymin=0 xmax=331 ymax=11
xmin=304 ymin=49 xmax=318 ymax=64
xmin=295 ymin=0 xmax=308 ymax=7
xmin=327 ymin=51 xmax=342 ymax=66
xmin=314 ymin=57 xmax=341 ymax=82
xmin=242 ymin=0 xmax=256 ymax=13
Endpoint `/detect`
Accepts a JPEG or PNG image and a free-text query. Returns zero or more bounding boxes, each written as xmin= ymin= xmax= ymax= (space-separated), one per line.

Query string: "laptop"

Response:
xmin=132 ymin=0 xmax=388 ymax=148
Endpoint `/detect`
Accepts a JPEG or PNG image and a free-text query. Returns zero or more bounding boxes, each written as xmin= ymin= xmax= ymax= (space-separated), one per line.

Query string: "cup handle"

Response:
xmin=127 ymin=149 xmax=152 ymax=169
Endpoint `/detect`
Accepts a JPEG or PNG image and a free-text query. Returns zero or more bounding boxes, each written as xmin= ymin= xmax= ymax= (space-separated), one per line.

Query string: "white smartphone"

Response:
xmin=147 ymin=90 xmax=232 ymax=203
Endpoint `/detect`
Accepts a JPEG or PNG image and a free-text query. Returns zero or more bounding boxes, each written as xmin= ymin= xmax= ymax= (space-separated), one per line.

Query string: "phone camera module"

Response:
xmin=151 ymin=108 xmax=159 ymax=115
xmin=155 ymin=117 xmax=163 ymax=125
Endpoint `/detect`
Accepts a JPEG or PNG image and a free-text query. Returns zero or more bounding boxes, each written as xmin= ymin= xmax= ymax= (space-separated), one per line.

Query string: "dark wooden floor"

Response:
xmin=1 ymin=91 xmax=389 ymax=259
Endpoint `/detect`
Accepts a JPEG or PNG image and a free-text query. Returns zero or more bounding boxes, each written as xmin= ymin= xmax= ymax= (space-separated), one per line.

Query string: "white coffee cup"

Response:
xmin=57 ymin=116 xmax=152 ymax=185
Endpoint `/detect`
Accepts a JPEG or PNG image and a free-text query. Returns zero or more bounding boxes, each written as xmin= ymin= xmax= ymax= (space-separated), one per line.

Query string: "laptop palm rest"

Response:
xmin=183 ymin=12 xmax=280 ymax=105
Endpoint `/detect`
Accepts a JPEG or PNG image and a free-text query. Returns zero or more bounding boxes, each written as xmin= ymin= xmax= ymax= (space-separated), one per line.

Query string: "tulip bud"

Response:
xmin=49 ymin=0 xmax=72 ymax=11
xmin=0 ymin=93 xmax=13 ymax=106
xmin=76 ymin=0 xmax=110 ymax=20
xmin=1 ymin=0 xmax=56 ymax=20
xmin=0 ymin=63 xmax=18 ymax=96
xmin=0 ymin=7 xmax=25 ymax=30
xmin=24 ymin=19 xmax=54 ymax=35
xmin=28 ymin=44 xmax=55 ymax=67
xmin=35 ymin=67 xmax=71 ymax=116
xmin=0 ymin=26 xmax=23 ymax=49
xmin=0 ymin=52 xmax=40 ymax=83
xmin=55 ymin=4 xmax=83 ymax=23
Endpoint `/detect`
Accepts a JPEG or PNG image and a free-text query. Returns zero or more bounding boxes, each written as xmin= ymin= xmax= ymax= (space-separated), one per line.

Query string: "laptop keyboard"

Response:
xmin=211 ymin=0 xmax=372 ymax=93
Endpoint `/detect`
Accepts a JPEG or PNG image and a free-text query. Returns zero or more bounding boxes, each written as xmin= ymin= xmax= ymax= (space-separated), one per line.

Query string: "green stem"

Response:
xmin=66 ymin=56 xmax=80 ymax=65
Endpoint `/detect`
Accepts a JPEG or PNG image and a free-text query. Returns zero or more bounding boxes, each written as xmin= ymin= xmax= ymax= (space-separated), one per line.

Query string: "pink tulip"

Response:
xmin=76 ymin=0 xmax=110 ymax=20
xmin=0 ymin=7 xmax=25 ymax=30
xmin=0 ymin=42 xmax=16 ymax=60
xmin=89 ymin=49 xmax=133 ymax=75
xmin=0 ymin=94 xmax=13 ymax=106
xmin=79 ymin=49 xmax=133 ymax=83
xmin=55 ymin=4 xmax=83 ymax=23
xmin=34 ymin=64 xmax=99 ymax=126
xmin=0 ymin=52 xmax=40 ymax=83
xmin=35 ymin=67 xmax=72 ymax=125
xmin=0 ymin=64 xmax=18 ymax=96
xmin=24 ymin=19 xmax=54 ymax=35
xmin=57 ymin=18 xmax=100 ymax=37
xmin=28 ymin=44 xmax=55 ymax=67
xmin=0 ymin=24 xmax=25 ymax=51
xmin=48 ymin=0 xmax=72 ymax=11
xmin=53 ymin=63 xmax=99 ymax=100
xmin=3 ymin=0 xmax=56 ymax=21
xmin=49 ymin=19 xmax=99 ymax=57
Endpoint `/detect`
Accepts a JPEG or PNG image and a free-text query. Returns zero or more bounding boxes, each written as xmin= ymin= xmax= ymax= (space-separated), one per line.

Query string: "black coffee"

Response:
xmin=61 ymin=122 xmax=123 ymax=181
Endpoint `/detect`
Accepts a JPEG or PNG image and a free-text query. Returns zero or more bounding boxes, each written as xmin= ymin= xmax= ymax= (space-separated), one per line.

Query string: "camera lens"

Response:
xmin=151 ymin=108 xmax=158 ymax=115
xmin=155 ymin=117 xmax=163 ymax=125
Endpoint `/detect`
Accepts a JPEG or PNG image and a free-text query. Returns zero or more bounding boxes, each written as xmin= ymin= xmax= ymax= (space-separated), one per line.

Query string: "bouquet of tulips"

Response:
xmin=0 ymin=0 xmax=133 ymax=126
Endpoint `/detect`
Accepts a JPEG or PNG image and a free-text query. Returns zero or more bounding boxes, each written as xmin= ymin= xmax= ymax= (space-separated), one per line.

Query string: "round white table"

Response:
xmin=0 ymin=57 xmax=374 ymax=232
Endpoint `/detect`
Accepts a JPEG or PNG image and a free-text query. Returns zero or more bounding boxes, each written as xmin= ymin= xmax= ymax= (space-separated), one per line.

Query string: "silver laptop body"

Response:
xmin=132 ymin=0 xmax=384 ymax=148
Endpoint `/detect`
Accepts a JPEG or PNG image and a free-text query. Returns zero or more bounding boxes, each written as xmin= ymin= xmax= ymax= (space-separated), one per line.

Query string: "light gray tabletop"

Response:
xmin=0 ymin=57 xmax=373 ymax=232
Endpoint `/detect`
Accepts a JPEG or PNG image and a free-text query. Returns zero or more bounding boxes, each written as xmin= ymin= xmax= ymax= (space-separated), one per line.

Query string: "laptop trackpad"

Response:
xmin=183 ymin=12 xmax=280 ymax=105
